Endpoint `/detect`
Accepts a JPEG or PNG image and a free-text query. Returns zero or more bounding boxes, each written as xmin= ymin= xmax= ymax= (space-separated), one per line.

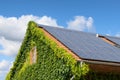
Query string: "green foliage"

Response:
xmin=6 ymin=21 xmax=120 ymax=80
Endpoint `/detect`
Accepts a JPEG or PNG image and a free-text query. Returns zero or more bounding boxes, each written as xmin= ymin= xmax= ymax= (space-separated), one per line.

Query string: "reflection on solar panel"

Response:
xmin=39 ymin=24 xmax=120 ymax=63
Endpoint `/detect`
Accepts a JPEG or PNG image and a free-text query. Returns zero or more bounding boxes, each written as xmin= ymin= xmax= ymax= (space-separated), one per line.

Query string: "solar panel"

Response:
xmin=39 ymin=24 xmax=120 ymax=63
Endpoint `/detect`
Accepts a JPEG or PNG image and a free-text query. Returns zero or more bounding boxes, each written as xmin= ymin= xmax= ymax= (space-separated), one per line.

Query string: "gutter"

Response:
xmin=78 ymin=59 xmax=120 ymax=67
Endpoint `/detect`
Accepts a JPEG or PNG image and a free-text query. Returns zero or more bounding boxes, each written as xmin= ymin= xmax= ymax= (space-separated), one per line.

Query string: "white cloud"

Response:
xmin=67 ymin=16 xmax=95 ymax=32
xmin=115 ymin=33 xmax=120 ymax=37
xmin=0 ymin=15 xmax=61 ymax=56
xmin=0 ymin=60 xmax=12 ymax=78
xmin=0 ymin=60 xmax=11 ymax=71
xmin=36 ymin=16 xmax=62 ymax=27
xmin=0 ymin=37 xmax=20 ymax=56
xmin=106 ymin=34 xmax=110 ymax=36
xmin=0 ymin=15 xmax=61 ymax=41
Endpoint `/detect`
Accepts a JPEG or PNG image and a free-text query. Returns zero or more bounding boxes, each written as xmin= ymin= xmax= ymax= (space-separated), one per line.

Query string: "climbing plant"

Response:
xmin=6 ymin=21 xmax=89 ymax=80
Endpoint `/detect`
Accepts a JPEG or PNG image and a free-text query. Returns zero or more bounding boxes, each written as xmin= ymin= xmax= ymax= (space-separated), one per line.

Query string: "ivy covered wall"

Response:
xmin=6 ymin=21 xmax=120 ymax=80
xmin=6 ymin=21 xmax=89 ymax=80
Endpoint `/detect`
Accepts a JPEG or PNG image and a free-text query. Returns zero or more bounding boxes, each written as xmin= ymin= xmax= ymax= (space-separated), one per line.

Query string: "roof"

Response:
xmin=38 ymin=24 xmax=120 ymax=63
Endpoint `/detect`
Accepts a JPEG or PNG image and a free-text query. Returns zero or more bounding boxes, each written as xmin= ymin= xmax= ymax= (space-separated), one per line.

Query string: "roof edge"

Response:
xmin=78 ymin=59 xmax=120 ymax=66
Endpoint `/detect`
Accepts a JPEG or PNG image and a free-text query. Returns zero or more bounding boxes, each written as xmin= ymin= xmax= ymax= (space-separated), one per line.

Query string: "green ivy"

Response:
xmin=6 ymin=21 xmax=120 ymax=80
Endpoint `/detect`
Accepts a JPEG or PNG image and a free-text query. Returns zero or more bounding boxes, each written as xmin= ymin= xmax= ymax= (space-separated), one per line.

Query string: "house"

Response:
xmin=6 ymin=21 xmax=120 ymax=80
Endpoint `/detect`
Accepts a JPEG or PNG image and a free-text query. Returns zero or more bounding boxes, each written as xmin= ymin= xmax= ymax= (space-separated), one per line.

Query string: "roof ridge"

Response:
xmin=38 ymin=24 xmax=96 ymax=35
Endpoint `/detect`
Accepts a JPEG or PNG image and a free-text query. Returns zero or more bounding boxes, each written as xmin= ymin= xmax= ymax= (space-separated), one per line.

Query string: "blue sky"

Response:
xmin=0 ymin=0 xmax=120 ymax=79
xmin=0 ymin=0 xmax=120 ymax=35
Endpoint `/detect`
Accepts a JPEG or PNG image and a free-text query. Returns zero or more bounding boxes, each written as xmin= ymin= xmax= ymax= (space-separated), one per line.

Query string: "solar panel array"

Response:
xmin=39 ymin=24 xmax=120 ymax=63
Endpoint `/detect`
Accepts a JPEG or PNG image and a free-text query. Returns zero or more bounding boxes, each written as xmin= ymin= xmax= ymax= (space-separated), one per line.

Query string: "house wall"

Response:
xmin=89 ymin=63 xmax=120 ymax=73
